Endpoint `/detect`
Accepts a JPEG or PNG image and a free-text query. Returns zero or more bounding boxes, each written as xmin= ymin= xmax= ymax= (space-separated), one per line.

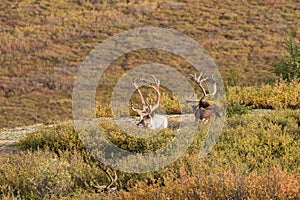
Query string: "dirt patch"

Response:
xmin=0 ymin=124 xmax=46 ymax=153
xmin=0 ymin=140 xmax=18 ymax=153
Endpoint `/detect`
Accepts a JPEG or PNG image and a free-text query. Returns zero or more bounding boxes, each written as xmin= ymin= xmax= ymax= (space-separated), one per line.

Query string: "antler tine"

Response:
xmin=200 ymin=72 xmax=211 ymax=83
xmin=146 ymin=75 xmax=160 ymax=88
xmin=190 ymin=72 xmax=207 ymax=84
xmin=197 ymin=72 xmax=203 ymax=82
xmin=206 ymin=75 xmax=217 ymax=97
xmin=189 ymin=72 xmax=208 ymax=100
xmin=131 ymin=77 xmax=148 ymax=116
xmin=130 ymin=100 xmax=141 ymax=114
xmin=131 ymin=77 xmax=136 ymax=83
xmin=210 ymin=74 xmax=216 ymax=82
xmin=189 ymin=73 xmax=197 ymax=82
xmin=131 ymin=77 xmax=138 ymax=89
xmin=130 ymin=99 xmax=150 ymax=121
xmin=152 ymin=75 xmax=160 ymax=85
xmin=145 ymin=98 xmax=153 ymax=111
xmin=145 ymin=75 xmax=161 ymax=113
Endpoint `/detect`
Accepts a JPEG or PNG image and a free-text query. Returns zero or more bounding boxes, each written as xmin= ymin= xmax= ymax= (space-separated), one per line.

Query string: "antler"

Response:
xmin=145 ymin=75 xmax=161 ymax=113
xmin=131 ymin=77 xmax=149 ymax=119
xmin=131 ymin=75 xmax=161 ymax=118
xmin=187 ymin=72 xmax=217 ymax=102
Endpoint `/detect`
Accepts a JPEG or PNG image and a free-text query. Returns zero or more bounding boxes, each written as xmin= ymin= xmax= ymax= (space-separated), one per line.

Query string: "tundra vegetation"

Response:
xmin=0 ymin=0 xmax=300 ymax=199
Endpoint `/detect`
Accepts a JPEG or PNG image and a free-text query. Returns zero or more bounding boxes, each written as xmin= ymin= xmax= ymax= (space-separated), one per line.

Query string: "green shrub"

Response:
xmin=226 ymin=101 xmax=253 ymax=116
xmin=18 ymin=123 xmax=85 ymax=153
xmin=226 ymin=68 xmax=240 ymax=86
xmin=216 ymin=111 xmax=300 ymax=172
xmin=0 ymin=150 xmax=106 ymax=200
xmin=273 ymin=35 xmax=300 ymax=81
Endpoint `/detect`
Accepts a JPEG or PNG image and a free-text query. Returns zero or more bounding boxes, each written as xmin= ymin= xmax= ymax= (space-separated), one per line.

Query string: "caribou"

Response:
xmin=186 ymin=72 xmax=221 ymax=122
xmin=130 ymin=75 xmax=168 ymax=130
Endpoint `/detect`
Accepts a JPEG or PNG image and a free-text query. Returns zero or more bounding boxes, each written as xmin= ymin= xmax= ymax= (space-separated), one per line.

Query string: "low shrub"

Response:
xmin=226 ymin=101 xmax=253 ymax=116
xmin=18 ymin=122 xmax=85 ymax=153
xmin=116 ymin=165 xmax=300 ymax=200
xmin=227 ymin=79 xmax=300 ymax=109
xmin=0 ymin=150 xmax=106 ymax=200
xmin=3 ymin=109 xmax=298 ymax=199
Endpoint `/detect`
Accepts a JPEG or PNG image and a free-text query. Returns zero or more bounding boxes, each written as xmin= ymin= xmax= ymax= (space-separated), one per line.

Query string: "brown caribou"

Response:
xmin=186 ymin=72 xmax=221 ymax=122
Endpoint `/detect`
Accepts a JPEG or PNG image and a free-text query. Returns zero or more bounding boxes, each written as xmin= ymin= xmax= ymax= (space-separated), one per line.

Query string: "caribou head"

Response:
xmin=186 ymin=72 xmax=221 ymax=122
xmin=130 ymin=75 xmax=168 ymax=130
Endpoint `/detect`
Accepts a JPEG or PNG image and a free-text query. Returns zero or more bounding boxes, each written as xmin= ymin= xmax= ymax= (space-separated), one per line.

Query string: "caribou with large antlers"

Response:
xmin=131 ymin=75 xmax=168 ymax=130
xmin=186 ymin=72 xmax=221 ymax=122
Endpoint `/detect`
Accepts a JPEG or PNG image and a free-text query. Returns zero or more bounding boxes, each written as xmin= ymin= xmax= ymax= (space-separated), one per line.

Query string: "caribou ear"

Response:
xmin=149 ymin=111 xmax=155 ymax=117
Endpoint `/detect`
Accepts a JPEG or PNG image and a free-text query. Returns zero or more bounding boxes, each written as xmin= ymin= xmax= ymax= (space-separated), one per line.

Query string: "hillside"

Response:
xmin=1 ymin=0 xmax=300 ymax=128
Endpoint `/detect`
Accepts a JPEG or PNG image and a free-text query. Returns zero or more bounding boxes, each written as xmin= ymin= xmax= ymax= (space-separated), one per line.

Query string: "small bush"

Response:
xmin=273 ymin=35 xmax=300 ymax=82
xmin=0 ymin=150 xmax=106 ymax=200
xmin=226 ymin=101 xmax=253 ymax=116
xmin=18 ymin=123 xmax=85 ymax=153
